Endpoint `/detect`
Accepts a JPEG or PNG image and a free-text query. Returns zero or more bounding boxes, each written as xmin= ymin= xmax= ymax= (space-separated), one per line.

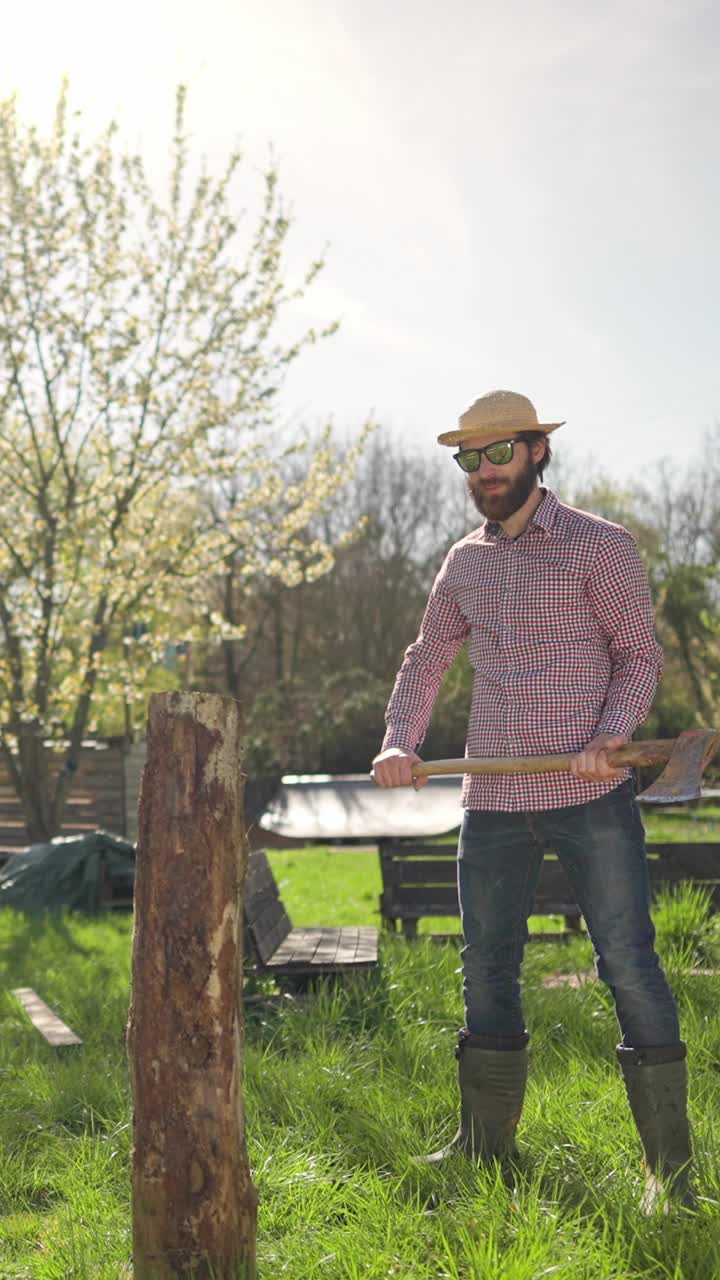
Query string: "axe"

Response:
xmin=412 ymin=728 xmax=720 ymax=804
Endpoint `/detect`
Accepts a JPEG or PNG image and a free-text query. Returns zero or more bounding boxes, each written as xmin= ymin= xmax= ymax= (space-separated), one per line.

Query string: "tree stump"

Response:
xmin=127 ymin=692 xmax=257 ymax=1279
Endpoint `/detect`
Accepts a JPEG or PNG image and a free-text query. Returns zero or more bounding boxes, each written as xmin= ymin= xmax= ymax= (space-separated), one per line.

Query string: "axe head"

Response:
xmin=637 ymin=728 xmax=720 ymax=804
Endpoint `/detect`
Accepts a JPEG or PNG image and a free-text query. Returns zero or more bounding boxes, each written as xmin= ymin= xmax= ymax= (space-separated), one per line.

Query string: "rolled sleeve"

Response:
xmin=585 ymin=530 xmax=663 ymax=738
xmin=382 ymin=560 xmax=470 ymax=753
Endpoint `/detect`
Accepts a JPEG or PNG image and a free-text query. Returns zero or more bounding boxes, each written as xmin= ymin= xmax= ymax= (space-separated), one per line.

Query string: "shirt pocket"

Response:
xmin=506 ymin=564 xmax=589 ymax=639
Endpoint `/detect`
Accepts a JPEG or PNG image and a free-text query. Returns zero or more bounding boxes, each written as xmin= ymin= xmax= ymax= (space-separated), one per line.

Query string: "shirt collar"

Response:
xmin=530 ymin=488 xmax=559 ymax=534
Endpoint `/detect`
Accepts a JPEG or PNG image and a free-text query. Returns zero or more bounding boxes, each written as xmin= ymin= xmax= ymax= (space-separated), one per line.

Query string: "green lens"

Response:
xmin=485 ymin=441 xmax=514 ymax=464
xmin=457 ymin=450 xmax=481 ymax=472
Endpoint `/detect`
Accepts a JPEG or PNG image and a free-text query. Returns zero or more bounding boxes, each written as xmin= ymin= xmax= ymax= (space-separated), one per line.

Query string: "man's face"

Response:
xmin=462 ymin=432 xmax=546 ymax=522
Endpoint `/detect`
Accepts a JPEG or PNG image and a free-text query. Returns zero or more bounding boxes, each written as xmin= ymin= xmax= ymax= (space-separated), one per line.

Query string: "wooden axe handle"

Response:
xmin=414 ymin=739 xmax=676 ymax=778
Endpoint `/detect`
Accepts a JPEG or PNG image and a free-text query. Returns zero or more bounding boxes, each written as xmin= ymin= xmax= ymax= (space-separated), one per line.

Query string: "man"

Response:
xmin=371 ymin=389 xmax=692 ymax=1211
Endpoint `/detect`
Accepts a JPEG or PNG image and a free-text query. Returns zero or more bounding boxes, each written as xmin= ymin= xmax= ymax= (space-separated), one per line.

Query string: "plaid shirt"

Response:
xmin=382 ymin=488 xmax=663 ymax=810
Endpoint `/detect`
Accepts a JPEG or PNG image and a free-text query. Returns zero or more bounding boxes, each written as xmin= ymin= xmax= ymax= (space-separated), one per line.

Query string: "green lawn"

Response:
xmin=644 ymin=803 xmax=720 ymax=843
xmin=0 ymin=811 xmax=719 ymax=1278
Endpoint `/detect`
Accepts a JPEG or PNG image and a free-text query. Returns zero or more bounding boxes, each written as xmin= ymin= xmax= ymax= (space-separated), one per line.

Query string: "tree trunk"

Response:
xmin=127 ymin=691 xmax=257 ymax=1279
xmin=16 ymin=727 xmax=57 ymax=843
xmin=675 ymin=629 xmax=715 ymax=723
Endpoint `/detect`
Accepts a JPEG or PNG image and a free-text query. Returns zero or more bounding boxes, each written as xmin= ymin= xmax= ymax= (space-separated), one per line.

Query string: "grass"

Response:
xmin=0 ymin=809 xmax=719 ymax=1279
xmin=643 ymin=803 xmax=720 ymax=843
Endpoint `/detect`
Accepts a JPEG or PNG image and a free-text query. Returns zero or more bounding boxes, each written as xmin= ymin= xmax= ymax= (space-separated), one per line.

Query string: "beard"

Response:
xmin=467 ymin=451 xmax=539 ymax=522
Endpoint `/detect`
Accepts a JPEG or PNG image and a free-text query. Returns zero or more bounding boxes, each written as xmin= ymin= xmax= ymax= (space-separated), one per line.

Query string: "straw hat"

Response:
xmin=437 ymin=389 xmax=565 ymax=447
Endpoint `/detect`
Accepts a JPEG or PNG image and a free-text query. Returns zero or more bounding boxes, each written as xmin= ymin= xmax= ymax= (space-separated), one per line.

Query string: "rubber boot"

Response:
xmin=426 ymin=1029 xmax=529 ymax=1164
xmin=617 ymin=1042 xmax=695 ymax=1213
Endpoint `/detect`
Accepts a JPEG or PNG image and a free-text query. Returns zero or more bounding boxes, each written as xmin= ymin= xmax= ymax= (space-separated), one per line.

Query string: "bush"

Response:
xmin=652 ymin=882 xmax=720 ymax=968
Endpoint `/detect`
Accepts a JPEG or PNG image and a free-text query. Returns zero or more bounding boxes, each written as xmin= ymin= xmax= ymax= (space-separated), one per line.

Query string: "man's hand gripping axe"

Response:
xmin=413 ymin=728 xmax=720 ymax=804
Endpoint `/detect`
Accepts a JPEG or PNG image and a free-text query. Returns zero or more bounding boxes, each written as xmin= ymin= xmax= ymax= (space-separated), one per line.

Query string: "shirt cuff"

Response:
xmin=594 ymin=711 xmax=637 ymax=739
xmin=381 ymin=726 xmax=418 ymax=754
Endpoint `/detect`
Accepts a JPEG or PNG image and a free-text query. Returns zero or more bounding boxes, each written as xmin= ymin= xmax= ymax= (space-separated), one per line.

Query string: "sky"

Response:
xmin=2 ymin=0 xmax=719 ymax=483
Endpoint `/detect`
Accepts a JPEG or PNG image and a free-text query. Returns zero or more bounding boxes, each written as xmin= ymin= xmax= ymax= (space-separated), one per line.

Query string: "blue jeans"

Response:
xmin=457 ymin=780 xmax=681 ymax=1048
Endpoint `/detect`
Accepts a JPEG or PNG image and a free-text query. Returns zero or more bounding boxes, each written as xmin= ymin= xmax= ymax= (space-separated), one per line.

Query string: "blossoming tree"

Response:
xmin=0 ymin=86 xmax=365 ymax=841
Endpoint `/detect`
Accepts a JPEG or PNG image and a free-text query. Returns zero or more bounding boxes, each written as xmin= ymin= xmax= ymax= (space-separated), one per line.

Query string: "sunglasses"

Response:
xmin=453 ymin=436 xmax=527 ymax=473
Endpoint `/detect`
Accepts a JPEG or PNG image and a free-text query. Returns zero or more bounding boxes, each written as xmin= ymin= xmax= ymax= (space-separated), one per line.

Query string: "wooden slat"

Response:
xmin=380 ymin=841 xmax=452 ymax=859
xmin=245 ymin=894 xmax=286 ymax=942
xmin=312 ymin=928 xmax=343 ymax=965
xmin=264 ymin=926 xmax=378 ymax=972
xmin=646 ymin=844 xmax=720 ymax=876
xmin=294 ymin=926 xmax=325 ymax=962
xmin=266 ymin=927 xmax=313 ymax=966
xmin=382 ymin=885 xmax=460 ymax=913
xmin=13 ymin=988 xmax=82 ymax=1047
xmin=391 ymin=859 xmax=458 ymax=884
xmin=647 ymin=865 xmax=720 ymax=888
xmin=247 ymin=909 xmax=292 ymax=965
xmin=245 ymin=890 xmax=280 ymax=928
xmin=246 ymin=850 xmax=279 ymax=899
xmin=0 ymin=797 xmax=96 ymax=812
xmin=0 ymin=820 xmax=99 ymax=835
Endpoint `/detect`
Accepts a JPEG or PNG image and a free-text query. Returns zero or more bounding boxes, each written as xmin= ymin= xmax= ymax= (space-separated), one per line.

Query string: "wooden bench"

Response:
xmin=378 ymin=839 xmax=720 ymax=940
xmin=244 ymin=849 xmax=378 ymax=984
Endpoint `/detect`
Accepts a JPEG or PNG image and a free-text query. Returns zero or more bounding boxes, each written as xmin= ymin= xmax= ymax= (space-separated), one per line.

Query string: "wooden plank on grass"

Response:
xmin=12 ymin=988 xmax=82 ymax=1046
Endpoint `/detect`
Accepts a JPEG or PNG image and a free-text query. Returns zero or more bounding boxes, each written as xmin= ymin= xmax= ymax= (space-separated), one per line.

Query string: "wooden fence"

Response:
xmin=0 ymin=738 xmax=147 ymax=854
xmin=0 ymin=739 xmax=280 ymax=858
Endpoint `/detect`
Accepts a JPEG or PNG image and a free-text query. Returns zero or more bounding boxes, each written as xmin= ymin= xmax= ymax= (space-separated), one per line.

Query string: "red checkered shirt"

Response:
xmin=381 ymin=488 xmax=663 ymax=810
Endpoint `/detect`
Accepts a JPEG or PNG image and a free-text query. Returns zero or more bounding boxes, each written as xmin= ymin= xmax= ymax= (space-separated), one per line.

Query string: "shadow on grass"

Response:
xmin=0 ymin=912 xmax=99 ymax=975
xmin=244 ymin=963 xmax=400 ymax=1049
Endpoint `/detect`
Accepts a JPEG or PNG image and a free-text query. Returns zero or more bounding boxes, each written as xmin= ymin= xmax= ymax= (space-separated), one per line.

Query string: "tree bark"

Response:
xmin=127 ymin=691 xmax=257 ymax=1279
xmin=16 ymin=726 xmax=56 ymax=843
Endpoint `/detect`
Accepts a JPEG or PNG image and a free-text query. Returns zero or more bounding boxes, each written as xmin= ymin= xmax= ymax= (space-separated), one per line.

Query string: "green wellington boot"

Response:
xmin=426 ymin=1030 xmax=529 ymax=1164
xmin=617 ymin=1043 xmax=695 ymax=1213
